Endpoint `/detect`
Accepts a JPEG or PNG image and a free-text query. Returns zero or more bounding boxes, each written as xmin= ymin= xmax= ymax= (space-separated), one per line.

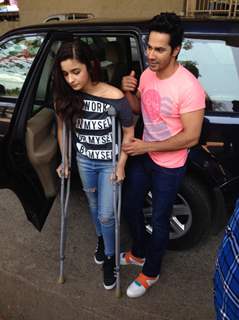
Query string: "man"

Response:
xmin=121 ymin=12 xmax=205 ymax=298
xmin=214 ymin=199 xmax=239 ymax=320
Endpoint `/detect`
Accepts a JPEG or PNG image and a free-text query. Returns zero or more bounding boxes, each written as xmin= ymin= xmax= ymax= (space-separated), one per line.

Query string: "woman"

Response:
xmin=53 ymin=39 xmax=134 ymax=290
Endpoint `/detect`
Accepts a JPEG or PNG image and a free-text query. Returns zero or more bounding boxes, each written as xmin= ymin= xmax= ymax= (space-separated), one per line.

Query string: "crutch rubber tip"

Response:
xmin=57 ymin=275 xmax=65 ymax=284
xmin=115 ymin=287 xmax=122 ymax=298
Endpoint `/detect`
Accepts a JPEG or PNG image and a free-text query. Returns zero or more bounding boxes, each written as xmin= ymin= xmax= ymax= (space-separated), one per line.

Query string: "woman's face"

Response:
xmin=60 ymin=58 xmax=91 ymax=91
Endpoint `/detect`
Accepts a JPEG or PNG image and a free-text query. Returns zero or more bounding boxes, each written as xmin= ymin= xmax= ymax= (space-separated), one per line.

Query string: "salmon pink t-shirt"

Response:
xmin=138 ymin=64 xmax=205 ymax=168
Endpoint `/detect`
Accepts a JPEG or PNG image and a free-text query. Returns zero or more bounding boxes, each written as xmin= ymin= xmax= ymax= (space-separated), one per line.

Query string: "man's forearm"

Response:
xmin=122 ymin=107 xmax=205 ymax=156
xmin=145 ymin=130 xmax=200 ymax=153
xmin=122 ymin=130 xmax=201 ymax=156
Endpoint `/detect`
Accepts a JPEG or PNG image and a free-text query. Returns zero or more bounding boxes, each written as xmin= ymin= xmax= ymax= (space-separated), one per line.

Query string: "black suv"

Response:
xmin=0 ymin=17 xmax=239 ymax=250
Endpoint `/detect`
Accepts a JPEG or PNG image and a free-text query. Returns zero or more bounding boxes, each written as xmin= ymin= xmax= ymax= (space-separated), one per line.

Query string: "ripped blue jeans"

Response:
xmin=76 ymin=153 xmax=115 ymax=257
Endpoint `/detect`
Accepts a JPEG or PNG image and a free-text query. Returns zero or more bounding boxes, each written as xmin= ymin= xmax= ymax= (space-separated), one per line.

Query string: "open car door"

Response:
xmin=0 ymin=32 xmax=64 ymax=230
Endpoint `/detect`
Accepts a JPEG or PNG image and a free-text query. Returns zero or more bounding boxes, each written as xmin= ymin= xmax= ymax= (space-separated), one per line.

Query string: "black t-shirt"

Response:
xmin=74 ymin=92 xmax=133 ymax=161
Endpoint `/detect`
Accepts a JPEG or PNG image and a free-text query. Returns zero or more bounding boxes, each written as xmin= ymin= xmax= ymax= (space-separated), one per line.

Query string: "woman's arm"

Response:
xmin=56 ymin=114 xmax=69 ymax=178
xmin=56 ymin=114 xmax=63 ymax=153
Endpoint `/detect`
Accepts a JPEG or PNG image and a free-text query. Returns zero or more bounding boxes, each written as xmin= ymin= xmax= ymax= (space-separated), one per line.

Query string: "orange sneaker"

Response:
xmin=126 ymin=272 xmax=159 ymax=298
xmin=120 ymin=251 xmax=145 ymax=266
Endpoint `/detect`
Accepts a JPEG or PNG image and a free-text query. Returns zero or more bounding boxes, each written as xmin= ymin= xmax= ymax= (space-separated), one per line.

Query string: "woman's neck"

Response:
xmin=81 ymin=81 xmax=101 ymax=95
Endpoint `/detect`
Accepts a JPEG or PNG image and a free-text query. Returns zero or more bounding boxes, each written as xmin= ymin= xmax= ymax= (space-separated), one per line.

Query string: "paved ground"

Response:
xmin=0 ymin=182 xmax=225 ymax=320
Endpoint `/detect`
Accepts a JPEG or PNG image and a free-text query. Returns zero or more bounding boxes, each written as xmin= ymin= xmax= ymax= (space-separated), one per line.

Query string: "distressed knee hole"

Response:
xmin=99 ymin=216 xmax=115 ymax=226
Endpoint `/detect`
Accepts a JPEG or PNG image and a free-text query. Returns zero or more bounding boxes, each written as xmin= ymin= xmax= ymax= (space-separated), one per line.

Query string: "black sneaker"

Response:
xmin=103 ymin=255 xmax=116 ymax=290
xmin=94 ymin=236 xmax=105 ymax=265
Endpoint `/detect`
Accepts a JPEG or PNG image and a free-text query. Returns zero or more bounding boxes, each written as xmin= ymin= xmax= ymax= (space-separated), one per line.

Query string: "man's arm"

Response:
xmin=122 ymin=108 xmax=205 ymax=156
xmin=124 ymin=91 xmax=141 ymax=114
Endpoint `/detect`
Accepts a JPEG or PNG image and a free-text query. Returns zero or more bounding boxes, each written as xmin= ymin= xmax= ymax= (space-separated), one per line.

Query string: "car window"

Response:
xmin=179 ymin=36 xmax=239 ymax=113
xmin=80 ymin=35 xmax=142 ymax=88
xmin=31 ymin=41 xmax=61 ymax=116
xmin=0 ymin=35 xmax=45 ymax=98
xmin=81 ymin=35 xmax=141 ymax=84
xmin=0 ymin=34 xmax=45 ymax=138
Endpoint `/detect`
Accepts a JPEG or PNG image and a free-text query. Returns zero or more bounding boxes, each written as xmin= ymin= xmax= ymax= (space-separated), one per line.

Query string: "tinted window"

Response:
xmin=0 ymin=34 xmax=45 ymax=138
xmin=179 ymin=37 xmax=239 ymax=113
xmin=80 ymin=35 xmax=142 ymax=87
xmin=0 ymin=35 xmax=45 ymax=98
xmin=30 ymin=41 xmax=61 ymax=117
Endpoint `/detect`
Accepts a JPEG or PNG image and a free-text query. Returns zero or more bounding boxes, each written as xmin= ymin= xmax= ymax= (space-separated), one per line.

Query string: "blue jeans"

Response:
xmin=122 ymin=154 xmax=186 ymax=277
xmin=76 ymin=154 xmax=115 ymax=257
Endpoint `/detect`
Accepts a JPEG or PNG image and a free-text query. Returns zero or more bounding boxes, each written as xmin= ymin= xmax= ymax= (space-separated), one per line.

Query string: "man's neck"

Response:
xmin=156 ymin=61 xmax=179 ymax=80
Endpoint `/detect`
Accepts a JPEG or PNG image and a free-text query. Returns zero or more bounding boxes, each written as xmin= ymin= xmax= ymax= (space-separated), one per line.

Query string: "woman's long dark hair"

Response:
xmin=52 ymin=39 xmax=100 ymax=126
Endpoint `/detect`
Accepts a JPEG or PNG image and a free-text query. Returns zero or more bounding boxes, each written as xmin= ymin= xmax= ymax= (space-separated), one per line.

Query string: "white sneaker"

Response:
xmin=126 ymin=272 xmax=159 ymax=298
xmin=120 ymin=251 xmax=145 ymax=266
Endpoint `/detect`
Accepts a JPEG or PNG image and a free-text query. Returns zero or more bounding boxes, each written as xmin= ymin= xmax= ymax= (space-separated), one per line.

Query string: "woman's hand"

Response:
xmin=56 ymin=162 xmax=70 ymax=178
xmin=115 ymin=163 xmax=125 ymax=183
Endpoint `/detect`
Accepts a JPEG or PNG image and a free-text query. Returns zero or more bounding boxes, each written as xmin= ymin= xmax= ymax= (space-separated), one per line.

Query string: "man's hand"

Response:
xmin=122 ymin=70 xmax=138 ymax=92
xmin=122 ymin=138 xmax=149 ymax=156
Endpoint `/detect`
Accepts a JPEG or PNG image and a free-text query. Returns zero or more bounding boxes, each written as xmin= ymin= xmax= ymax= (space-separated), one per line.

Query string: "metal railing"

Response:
xmin=186 ymin=0 xmax=239 ymax=17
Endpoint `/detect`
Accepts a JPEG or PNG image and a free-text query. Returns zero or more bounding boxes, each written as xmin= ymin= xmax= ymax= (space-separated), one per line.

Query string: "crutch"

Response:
xmin=58 ymin=121 xmax=72 ymax=284
xmin=108 ymin=106 xmax=122 ymax=298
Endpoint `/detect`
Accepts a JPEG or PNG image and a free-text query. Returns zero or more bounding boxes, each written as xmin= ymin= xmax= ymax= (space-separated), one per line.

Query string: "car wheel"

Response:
xmin=143 ymin=175 xmax=212 ymax=250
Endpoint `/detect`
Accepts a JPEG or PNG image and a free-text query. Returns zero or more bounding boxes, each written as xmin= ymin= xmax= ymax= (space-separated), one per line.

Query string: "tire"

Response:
xmin=143 ymin=175 xmax=212 ymax=250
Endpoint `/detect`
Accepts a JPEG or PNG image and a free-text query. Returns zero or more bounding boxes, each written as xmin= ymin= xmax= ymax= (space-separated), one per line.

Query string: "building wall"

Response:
xmin=0 ymin=20 xmax=20 ymax=35
xmin=19 ymin=0 xmax=184 ymax=25
xmin=0 ymin=0 xmax=184 ymax=35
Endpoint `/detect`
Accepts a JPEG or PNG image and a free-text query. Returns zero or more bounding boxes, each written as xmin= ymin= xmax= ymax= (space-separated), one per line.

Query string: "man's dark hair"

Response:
xmin=149 ymin=12 xmax=184 ymax=50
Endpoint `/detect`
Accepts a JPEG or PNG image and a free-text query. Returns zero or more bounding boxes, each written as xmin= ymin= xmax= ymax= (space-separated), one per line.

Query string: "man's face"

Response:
xmin=146 ymin=31 xmax=180 ymax=73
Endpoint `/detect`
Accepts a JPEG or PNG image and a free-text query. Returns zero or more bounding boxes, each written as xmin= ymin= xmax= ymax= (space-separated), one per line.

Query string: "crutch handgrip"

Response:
xmin=107 ymin=105 xmax=117 ymax=117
